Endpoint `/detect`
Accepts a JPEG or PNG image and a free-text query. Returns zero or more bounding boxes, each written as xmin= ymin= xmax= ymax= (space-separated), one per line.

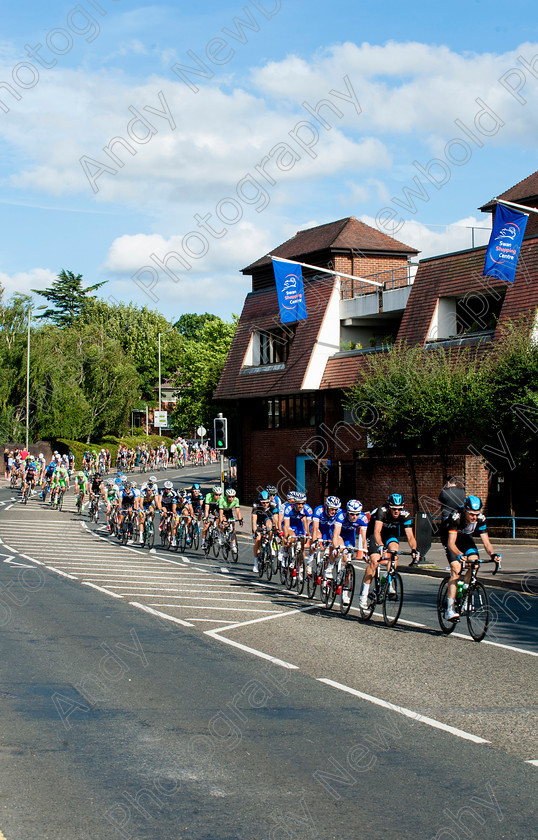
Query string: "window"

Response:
xmin=258 ymin=394 xmax=318 ymax=429
xmin=245 ymin=326 xmax=296 ymax=367
xmin=427 ymin=289 xmax=505 ymax=342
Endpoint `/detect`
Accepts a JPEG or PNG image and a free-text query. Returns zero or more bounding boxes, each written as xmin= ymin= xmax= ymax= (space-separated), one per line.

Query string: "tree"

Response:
xmin=81 ymin=299 xmax=182 ymax=400
xmin=32 ymin=269 xmax=106 ymax=327
xmin=345 ymin=343 xmax=490 ymax=511
xmin=174 ymin=313 xmax=218 ymax=340
xmin=170 ymin=316 xmax=237 ymax=433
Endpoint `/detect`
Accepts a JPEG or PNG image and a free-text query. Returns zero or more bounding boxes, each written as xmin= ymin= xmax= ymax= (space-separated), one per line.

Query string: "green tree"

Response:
xmin=33 ymin=269 xmax=106 ymax=327
xmin=345 ymin=343 xmax=490 ymax=511
xmin=81 ymin=299 xmax=182 ymax=400
xmin=170 ymin=315 xmax=237 ymax=433
xmin=174 ymin=312 xmax=218 ymax=340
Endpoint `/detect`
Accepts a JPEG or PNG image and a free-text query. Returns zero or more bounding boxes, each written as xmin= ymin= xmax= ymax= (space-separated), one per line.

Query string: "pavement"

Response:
xmin=403 ymin=540 xmax=538 ymax=593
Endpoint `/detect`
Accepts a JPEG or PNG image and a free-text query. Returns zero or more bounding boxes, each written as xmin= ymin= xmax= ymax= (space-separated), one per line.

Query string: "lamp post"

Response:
xmin=26 ymin=303 xmax=46 ymax=450
xmin=157 ymin=328 xmax=175 ymax=423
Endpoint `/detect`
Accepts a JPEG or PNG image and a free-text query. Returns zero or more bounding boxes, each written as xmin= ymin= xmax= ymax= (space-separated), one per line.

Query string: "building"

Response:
xmin=215 ymin=178 xmax=538 ymax=514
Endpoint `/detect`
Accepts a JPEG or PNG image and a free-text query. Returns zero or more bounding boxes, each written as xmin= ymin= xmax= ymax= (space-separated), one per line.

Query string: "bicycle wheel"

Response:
xmin=383 ymin=572 xmax=403 ymax=626
xmin=340 ymin=563 xmax=355 ymax=616
xmin=76 ymin=496 xmax=82 ymax=514
xmin=203 ymin=531 xmax=211 ymax=556
xmin=437 ymin=577 xmax=457 ymax=635
xmin=258 ymin=547 xmax=266 ymax=578
xmin=466 ymin=582 xmax=489 ymax=642
xmin=146 ymin=522 xmax=155 ymax=549
xmin=23 ymin=488 xmax=29 ymax=505
xmin=221 ymin=534 xmax=230 ymax=561
xmin=230 ymin=533 xmax=238 ymax=563
xmin=93 ymin=502 xmax=99 ymax=523
xmin=212 ymin=529 xmax=220 ymax=558
xmin=265 ymin=549 xmax=273 ymax=580
xmin=358 ymin=572 xmax=376 ymax=621
xmin=296 ymin=555 xmax=305 ymax=595
xmin=306 ymin=554 xmax=317 ymax=600
xmin=160 ymin=525 xmax=169 ymax=549
xmin=271 ymin=539 xmax=279 ymax=574
xmin=192 ymin=521 xmax=200 ymax=551
xmin=58 ymin=490 xmax=64 ymax=511
xmin=285 ymin=546 xmax=296 ymax=590
xmin=280 ymin=555 xmax=287 ymax=585
xmin=178 ymin=522 xmax=187 ymax=552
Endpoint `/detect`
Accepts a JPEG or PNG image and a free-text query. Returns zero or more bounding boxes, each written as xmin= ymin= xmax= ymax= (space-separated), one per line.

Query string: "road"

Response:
xmin=0 ymin=464 xmax=536 ymax=839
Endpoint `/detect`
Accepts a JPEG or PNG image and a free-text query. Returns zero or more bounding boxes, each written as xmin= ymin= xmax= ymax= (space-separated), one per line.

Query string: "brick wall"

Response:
xmin=335 ymin=253 xmax=411 ymax=299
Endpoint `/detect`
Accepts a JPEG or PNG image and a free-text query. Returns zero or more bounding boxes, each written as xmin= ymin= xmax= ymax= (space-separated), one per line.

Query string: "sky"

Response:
xmin=1 ymin=0 xmax=537 ymax=322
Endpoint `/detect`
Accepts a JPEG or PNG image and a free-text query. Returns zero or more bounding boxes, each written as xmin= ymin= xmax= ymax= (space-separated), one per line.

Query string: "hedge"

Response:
xmin=56 ymin=435 xmax=173 ymax=470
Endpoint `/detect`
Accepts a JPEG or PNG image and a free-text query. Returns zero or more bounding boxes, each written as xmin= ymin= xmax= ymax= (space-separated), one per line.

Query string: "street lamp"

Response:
xmin=158 ymin=328 xmax=175 ymax=413
xmin=26 ymin=303 xmax=46 ymax=450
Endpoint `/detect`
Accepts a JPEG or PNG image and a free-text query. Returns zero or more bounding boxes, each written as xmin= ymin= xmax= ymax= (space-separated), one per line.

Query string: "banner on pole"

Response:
xmin=272 ymin=259 xmax=308 ymax=323
xmin=482 ymin=203 xmax=528 ymax=284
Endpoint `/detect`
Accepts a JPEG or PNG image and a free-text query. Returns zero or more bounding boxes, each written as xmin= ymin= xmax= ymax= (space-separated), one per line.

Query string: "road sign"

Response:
xmin=154 ymin=410 xmax=168 ymax=428
xmin=197 ymin=426 xmax=206 ymax=437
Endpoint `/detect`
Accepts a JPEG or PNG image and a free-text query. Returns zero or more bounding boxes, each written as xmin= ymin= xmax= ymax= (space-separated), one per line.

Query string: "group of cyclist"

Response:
xmin=10 ymin=451 xmax=502 ymax=622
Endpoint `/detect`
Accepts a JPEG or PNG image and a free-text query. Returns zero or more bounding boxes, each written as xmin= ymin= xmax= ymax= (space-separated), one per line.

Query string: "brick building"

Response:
xmin=215 ymin=181 xmax=538 ymax=514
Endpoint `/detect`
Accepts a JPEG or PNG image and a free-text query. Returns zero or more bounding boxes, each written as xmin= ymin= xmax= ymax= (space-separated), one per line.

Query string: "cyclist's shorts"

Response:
xmin=289 ymin=523 xmax=307 ymax=537
xmin=446 ymin=535 xmax=479 ymax=565
xmin=256 ymin=516 xmax=274 ymax=532
xmin=221 ymin=508 xmax=235 ymax=520
xmin=367 ymin=535 xmax=399 ymax=555
xmin=121 ymin=500 xmax=134 ymax=510
xmin=142 ymin=500 xmax=154 ymax=510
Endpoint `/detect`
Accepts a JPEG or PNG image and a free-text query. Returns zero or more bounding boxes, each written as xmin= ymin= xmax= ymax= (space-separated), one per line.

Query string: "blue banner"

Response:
xmin=482 ymin=203 xmax=528 ymax=284
xmin=272 ymin=259 xmax=308 ymax=323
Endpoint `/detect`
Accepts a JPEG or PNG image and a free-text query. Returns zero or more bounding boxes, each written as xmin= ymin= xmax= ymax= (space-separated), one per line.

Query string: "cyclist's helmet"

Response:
xmin=259 ymin=490 xmax=270 ymax=502
xmin=124 ymin=481 xmax=132 ymax=490
xmin=266 ymin=485 xmax=277 ymax=495
xmin=192 ymin=483 xmax=200 ymax=490
xmin=295 ymin=492 xmax=307 ymax=504
xmin=346 ymin=499 xmax=363 ymax=513
xmin=130 ymin=480 xmax=137 ymax=488
xmin=463 ymin=495 xmax=482 ymax=511
xmin=107 ymin=479 xmax=115 ymax=486
xmin=213 ymin=485 xmax=223 ymax=495
xmin=78 ymin=471 xmax=85 ymax=478
xmin=387 ymin=493 xmax=404 ymax=508
xmin=164 ymin=481 xmax=173 ymax=490
xmin=149 ymin=475 xmax=157 ymax=483
xmin=326 ymin=496 xmax=341 ymax=510
xmin=225 ymin=488 xmax=236 ymax=497
xmin=286 ymin=490 xmax=295 ymax=502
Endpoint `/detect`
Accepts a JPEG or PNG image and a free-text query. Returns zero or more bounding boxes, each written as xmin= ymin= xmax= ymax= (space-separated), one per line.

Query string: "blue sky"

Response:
xmin=1 ymin=0 xmax=537 ymax=320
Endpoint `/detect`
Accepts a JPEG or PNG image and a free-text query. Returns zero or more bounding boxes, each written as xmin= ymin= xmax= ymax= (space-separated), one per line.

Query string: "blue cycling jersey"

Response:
xmin=337 ymin=511 xmax=369 ymax=547
xmin=313 ymin=504 xmax=341 ymax=537
xmin=283 ymin=503 xmax=313 ymax=536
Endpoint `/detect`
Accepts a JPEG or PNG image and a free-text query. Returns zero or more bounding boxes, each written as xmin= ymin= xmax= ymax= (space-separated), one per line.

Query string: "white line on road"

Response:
xmin=45 ymin=566 xmax=77 ymax=580
xmin=451 ymin=631 xmax=538 ymax=657
xmin=205 ymin=628 xmax=299 ymax=669
xmin=149 ymin=604 xmax=281 ymax=612
xmin=317 ymin=678 xmax=490 ymax=744
xmin=525 ymin=759 xmax=538 ymax=767
xmin=129 ymin=602 xmax=194 ymax=627
xmin=82 ymin=582 xmax=123 ymax=598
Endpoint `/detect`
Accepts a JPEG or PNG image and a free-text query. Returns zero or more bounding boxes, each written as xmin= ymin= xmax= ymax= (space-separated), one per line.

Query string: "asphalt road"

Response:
xmin=0 ymin=464 xmax=536 ymax=840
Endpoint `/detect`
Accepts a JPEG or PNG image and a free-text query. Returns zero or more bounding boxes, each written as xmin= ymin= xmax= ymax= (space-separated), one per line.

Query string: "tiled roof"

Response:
xmin=398 ymin=237 xmax=538 ymax=346
xmin=479 ymin=169 xmax=538 ymax=212
xmin=214 ymin=275 xmax=336 ymax=400
xmin=242 ymin=217 xmax=418 ymax=272
xmin=319 ymin=236 xmax=538 ymax=390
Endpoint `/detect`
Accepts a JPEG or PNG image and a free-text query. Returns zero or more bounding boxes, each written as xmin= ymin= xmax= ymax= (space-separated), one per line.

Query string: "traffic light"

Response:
xmin=213 ymin=415 xmax=228 ymax=450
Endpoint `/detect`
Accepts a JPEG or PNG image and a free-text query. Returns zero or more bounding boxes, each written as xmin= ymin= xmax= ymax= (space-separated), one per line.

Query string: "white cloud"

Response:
xmin=0 ymin=268 xmax=57 ymax=300
xmin=359 ymin=214 xmax=492 ymax=259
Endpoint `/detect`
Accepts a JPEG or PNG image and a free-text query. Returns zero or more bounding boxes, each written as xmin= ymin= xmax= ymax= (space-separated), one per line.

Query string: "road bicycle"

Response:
xmin=305 ymin=540 xmax=332 ymax=600
xmin=76 ymin=491 xmax=84 ymax=515
xmin=284 ymin=536 xmax=308 ymax=593
xmin=88 ymin=496 xmax=99 ymax=523
xmin=203 ymin=516 xmax=220 ymax=557
xmin=50 ymin=485 xmax=66 ymax=511
xmin=437 ymin=554 xmax=501 ymax=642
xmin=257 ymin=526 xmax=275 ymax=581
xmin=190 ymin=517 xmax=201 ymax=551
xmin=359 ymin=549 xmax=404 ymax=627
xmin=117 ymin=509 xmax=135 ymax=545
xmin=141 ymin=512 xmax=155 ymax=549
xmin=160 ymin=511 xmax=173 ymax=549
xmin=220 ymin=518 xmax=240 ymax=563
xmin=21 ymin=483 xmax=30 ymax=505
xmin=320 ymin=547 xmax=356 ymax=615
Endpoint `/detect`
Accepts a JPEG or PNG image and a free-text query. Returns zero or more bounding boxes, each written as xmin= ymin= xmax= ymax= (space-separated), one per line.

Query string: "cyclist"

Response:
xmin=282 ymin=492 xmax=313 ymax=571
xmin=202 ymin=485 xmax=223 ymax=548
xmin=74 ymin=471 xmax=89 ymax=510
xmin=139 ymin=476 xmax=159 ymax=542
xmin=158 ymin=481 xmax=178 ymax=545
xmin=265 ymin=484 xmax=284 ymax=529
xmin=332 ymin=500 xmax=368 ymax=560
xmin=89 ymin=471 xmax=103 ymax=506
xmin=218 ymin=488 xmax=243 ymax=541
xmin=359 ymin=493 xmax=418 ymax=610
xmin=50 ymin=461 xmax=70 ymax=505
xmin=251 ymin=490 xmax=279 ymax=573
xmin=117 ymin=480 xmax=139 ymax=539
xmin=190 ymin=483 xmax=205 ymax=521
xmin=311 ymin=495 xmax=342 ymax=573
xmin=444 ymin=495 xmax=501 ymax=621
xmin=103 ymin=478 xmax=120 ymax=531
xmin=22 ymin=458 xmax=38 ymax=498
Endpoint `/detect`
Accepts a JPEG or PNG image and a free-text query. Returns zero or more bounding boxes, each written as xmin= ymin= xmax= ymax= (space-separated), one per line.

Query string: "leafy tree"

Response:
xmin=170 ymin=315 xmax=237 ymax=433
xmin=32 ymin=269 xmax=106 ymax=327
xmin=345 ymin=343 xmax=490 ymax=511
xmin=174 ymin=313 xmax=218 ymax=340
xmin=81 ymin=299 xmax=182 ymax=400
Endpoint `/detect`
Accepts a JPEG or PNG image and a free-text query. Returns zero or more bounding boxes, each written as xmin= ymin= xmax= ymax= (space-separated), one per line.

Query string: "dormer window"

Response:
xmin=243 ymin=325 xmax=296 ymax=368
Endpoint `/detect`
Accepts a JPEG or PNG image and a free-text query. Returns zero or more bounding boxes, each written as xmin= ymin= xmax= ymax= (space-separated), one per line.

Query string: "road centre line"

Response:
xmin=525 ymin=759 xmax=538 ymax=767
xmin=451 ymin=631 xmax=538 ymax=656
xmin=45 ymin=566 xmax=77 ymax=580
xmin=129 ymin=601 xmax=194 ymax=627
xmin=123 ymin=595 xmax=280 ymax=603
xmin=317 ymin=678 xmax=490 ymax=744
xmin=205 ymin=626 xmax=299 ymax=669
xmin=206 ymin=604 xmax=318 ymax=634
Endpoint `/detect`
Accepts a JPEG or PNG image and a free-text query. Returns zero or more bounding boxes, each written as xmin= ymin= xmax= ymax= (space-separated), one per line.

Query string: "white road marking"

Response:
xmin=317 ymin=678 xmax=490 ymax=744
xmin=149 ymin=604 xmax=281 ymax=612
xmin=205 ymin=628 xmax=299 ymax=669
xmin=129 ymin=601 xmax=194 ymax=627
xmin=525 ymin=759 xmax=538 ymax=767
xmin=45 ymin=566 xmax=77 ymax=580
xmin=82 ymin=582 xmax=123 ymax=598
xmin=451 ymin=631 xmax=538 ymax=657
